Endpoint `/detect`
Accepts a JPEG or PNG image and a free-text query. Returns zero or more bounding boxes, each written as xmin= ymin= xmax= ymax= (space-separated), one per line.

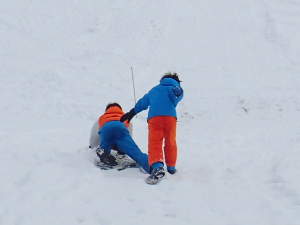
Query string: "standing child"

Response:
xmin=121 ymin=73 xmax=183 ymax=184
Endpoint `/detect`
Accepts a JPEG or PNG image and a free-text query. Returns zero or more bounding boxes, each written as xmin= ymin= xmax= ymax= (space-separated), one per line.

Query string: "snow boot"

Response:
xmin=145 ymin=167 xmax=165 ymax=185
xmin=96 ymin=149 xmax=118 ymax=167
xmin=167 ymin=166 xmax=177 ymax=174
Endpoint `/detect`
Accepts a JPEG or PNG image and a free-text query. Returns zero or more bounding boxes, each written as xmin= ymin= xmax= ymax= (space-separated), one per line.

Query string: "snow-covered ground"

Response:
xmin=1 ymin=1 xmax=300 ymax=225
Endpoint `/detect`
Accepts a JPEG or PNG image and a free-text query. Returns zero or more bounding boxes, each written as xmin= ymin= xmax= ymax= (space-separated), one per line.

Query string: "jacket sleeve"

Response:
xmin=134 ymin=93 xmax=150 ymax=114
xmin=169 ymin=86 xmax=184 ymax=106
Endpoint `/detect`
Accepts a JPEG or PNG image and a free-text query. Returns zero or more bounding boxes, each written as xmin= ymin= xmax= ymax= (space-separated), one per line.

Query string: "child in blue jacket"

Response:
xmin=121 ymin=73 xmax=183 ymax=184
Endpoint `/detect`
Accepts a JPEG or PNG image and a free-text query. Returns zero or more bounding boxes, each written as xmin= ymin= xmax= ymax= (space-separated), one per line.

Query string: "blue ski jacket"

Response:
xmin=134 ymin=78 xmax=183 ymax=120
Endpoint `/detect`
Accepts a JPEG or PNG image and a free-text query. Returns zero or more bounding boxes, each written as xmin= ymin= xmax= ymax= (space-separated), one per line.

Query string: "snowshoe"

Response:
xmin=145 ymin=167 xmax=165 ymax=185
xmin=94 ymin=149 xmax=138 ymax=171
xmin=96 ymin=149 xmax=118 ymax=167
xmin=95 ymin=159 xmax=138 ymax=171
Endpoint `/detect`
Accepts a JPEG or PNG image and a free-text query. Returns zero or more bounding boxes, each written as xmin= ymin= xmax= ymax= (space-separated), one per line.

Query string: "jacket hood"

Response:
xmin=160 ymin=78 xmax=180 ymax=87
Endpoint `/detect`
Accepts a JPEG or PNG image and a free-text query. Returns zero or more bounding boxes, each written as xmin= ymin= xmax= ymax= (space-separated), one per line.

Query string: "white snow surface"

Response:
xmin=1 ymin=1 xmax=300 ymax=225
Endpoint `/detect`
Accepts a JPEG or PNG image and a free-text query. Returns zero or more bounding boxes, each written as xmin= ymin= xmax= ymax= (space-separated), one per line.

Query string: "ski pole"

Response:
xmin=130 ymin=66 xmax=137 ymax=105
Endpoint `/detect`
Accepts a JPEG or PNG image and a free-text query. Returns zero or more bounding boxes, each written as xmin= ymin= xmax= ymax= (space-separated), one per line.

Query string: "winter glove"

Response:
xmin=120 ymin=108 xmax=136 ymax=122
xmin=173 ymin=86 xmax=183 ymax=97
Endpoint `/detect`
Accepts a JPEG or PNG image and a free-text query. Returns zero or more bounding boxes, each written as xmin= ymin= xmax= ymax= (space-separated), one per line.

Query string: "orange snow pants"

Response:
xmin=148 ymin=116 xmax=177 ymax=167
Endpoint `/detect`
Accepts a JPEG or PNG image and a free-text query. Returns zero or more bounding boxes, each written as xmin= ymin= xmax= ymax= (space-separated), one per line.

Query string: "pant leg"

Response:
xmin=98 ymin=125 xmax=114 ymax=153
xmin=148 ymin=117 xmax=164 ymax=167
xmin=163 ymin=117 xmax=177 ymax=167
xmin=116 ymin=134 xmax=150 ymax=173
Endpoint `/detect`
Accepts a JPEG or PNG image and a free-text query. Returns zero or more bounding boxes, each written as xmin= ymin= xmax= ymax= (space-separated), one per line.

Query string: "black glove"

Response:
xmin=120 ymin=108 xmax=136 ymax=122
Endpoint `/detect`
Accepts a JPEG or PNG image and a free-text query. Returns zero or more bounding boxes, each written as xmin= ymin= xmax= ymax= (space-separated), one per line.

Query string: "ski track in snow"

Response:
xmin=1 ymin=0 xmax=300 ymax=225
xmin=261 ymin=0 xmax=300 ymax=68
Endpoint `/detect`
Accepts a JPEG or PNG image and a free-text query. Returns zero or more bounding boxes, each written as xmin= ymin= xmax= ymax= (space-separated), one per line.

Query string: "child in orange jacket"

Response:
xmin=97 ymin=103 xmax=149 ymax=172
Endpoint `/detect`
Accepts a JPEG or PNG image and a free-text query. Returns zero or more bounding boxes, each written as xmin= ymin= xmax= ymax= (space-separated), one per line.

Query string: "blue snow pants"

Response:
xmin=98 ymin=121 xmax=150 ymax=173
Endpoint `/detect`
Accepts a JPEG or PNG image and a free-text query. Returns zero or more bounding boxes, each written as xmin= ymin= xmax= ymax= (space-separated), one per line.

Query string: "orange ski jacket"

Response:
xmin=98 ymin=106 xmax=129 ymax=128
